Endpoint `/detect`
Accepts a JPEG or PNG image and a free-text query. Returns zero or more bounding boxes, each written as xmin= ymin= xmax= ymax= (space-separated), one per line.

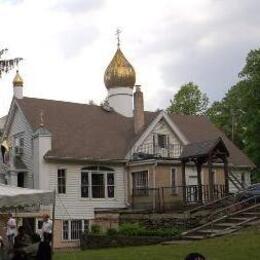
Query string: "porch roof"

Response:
xmin=180 ymin=137 xmax=229 ymax=161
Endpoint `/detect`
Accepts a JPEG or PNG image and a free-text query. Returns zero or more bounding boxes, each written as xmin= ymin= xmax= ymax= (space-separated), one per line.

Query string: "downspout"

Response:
xmin=152 ymin=161 xmax=158 ymax=212
xmin=124 ymin=163 xmax=130 ymax=208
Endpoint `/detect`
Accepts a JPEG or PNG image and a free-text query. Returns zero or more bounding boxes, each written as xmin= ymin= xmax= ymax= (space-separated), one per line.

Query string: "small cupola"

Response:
xmin=104 ymin=47 xmax=136 ymax=89
xmin=104 ymin=30 xmax=136 ymax=117
xmin=13 ymin=70 xmax=23 ymax=99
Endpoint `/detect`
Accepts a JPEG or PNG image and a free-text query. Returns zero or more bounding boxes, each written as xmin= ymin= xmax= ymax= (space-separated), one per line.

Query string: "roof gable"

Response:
xmin=17 ymin=97 xmax=157 ymax=160
xmin=180 ymin=137 xmax=229 ymax=160
xmin=170 ymin=114 xmax=255 ymax=168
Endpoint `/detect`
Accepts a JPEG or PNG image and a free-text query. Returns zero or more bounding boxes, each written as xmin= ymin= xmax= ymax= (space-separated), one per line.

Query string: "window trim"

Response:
xmin=131 ymin=170 xmax=149 ymax=196
xmin=157 ymin=134 xmax=167 ymax=149
xmin=62 ymin=219 xmax=89 ymax=241
xmin=57 ymin=168 xmax=66 ymax=194
xmin=80 ymin=166 xmax=115 ymax=200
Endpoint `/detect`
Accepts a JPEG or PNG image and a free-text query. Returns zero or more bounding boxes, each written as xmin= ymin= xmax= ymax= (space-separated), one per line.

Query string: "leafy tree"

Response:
xmin=0 ymin=48 xmax=22 ymax=78
xmin=206 ymin=81 xmax=248 ymax=147
xmin=167 ymin=82 xmax=209 ymax=115
xmin=207 ymin=48 xmax=260 ymax=179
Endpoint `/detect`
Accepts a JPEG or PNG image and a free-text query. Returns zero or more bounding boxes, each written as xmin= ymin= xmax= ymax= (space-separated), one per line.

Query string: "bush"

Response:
xmin=119 ymin=223 xmax=145 ymax=236
xmin=91 ymin=224 xmax=101 ymax=234
xmin=118 ymin=223 xmax=180 ymax=237
xmin=106 ymin=228 xmax=118 ymax=236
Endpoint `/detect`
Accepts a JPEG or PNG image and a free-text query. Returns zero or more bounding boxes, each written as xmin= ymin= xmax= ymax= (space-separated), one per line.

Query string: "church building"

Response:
xmin=0 ymin=41 xmax=255 ymax=248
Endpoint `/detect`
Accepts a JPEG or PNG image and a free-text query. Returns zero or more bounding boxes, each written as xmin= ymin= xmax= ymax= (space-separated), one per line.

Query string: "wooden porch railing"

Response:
xmin=132 ymin=185 xmax=227 ymax=212
xmin=133 ymin=143 xmax=183 ymax=159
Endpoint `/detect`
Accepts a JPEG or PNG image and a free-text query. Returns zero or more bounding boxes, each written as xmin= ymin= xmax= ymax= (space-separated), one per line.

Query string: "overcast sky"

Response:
xmin=0 ymin=0 xmax=259 ymax=117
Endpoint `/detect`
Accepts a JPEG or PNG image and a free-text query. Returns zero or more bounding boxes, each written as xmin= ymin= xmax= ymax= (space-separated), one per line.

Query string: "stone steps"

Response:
xmin=227 ymin=217 xmax=247 ymax=221
xmin=242 ymin=212 xmax=260 ymax=216
xmin=183 ymin=235 xmax=204 ymax=240
xmin=215 ymin=222 xmax=237 ymax=227
xmin=181 ymin=203 xmax=260 ymax=240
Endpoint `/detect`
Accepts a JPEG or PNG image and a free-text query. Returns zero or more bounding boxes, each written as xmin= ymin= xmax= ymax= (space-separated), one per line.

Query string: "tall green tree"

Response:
xmin=167 ymin=82 xmax=209 ymax=115
xmin=207 ymin=48 xmax=260 ymax=177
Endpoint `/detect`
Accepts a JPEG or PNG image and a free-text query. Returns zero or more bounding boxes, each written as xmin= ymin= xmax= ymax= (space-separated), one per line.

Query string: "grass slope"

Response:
xmin=54 ymin=228 xmax=260 ymax=260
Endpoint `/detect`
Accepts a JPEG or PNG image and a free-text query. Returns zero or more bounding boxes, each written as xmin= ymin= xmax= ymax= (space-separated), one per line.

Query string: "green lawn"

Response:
xmin=54 ymin=228 xmax=260 ymax=260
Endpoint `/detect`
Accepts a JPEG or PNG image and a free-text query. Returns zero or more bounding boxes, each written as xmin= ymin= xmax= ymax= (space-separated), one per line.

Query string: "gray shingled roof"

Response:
xmin=17 ymin=97 xmax=157 ymax=160
xmin=180 ymin=137 xmax=229 ymax=159
xmin=170 ymin=114 xmax=255 ymax=168
xmin=16 ymin=97 xmax=255 ymax=167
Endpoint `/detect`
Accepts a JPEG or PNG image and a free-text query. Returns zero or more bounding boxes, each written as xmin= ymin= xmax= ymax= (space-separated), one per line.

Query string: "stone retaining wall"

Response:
xmin=80 ymin=234 xmax=171 ymax=249
xmin=119 ymin=213 xmax=197 ymax=230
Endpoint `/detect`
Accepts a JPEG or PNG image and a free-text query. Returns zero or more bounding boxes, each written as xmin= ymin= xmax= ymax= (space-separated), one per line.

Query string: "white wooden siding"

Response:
xmin=8 ymin=105 xmax=34 ymax=188
xmin=142 ymin=119 xmax=181 ymax=146
xmin=229 ymin=169 xmax=251 ymax=193
xmin=47 ymin=163 xmax=127 ymax=219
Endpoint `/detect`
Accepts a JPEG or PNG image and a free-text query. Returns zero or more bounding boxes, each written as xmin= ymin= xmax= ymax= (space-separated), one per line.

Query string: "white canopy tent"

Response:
xmin=0 ymin=184 xmax=54 ymax=210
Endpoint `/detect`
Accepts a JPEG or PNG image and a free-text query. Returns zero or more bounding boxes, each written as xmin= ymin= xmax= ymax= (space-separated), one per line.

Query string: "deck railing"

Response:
xmin=132 ymin=185 xmax=226 ymax=212
xmin=133 ymin=143 xmax=183 ymax=159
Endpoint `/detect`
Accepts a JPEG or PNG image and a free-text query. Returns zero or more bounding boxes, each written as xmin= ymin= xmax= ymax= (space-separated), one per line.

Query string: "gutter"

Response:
xmin=44 ymin=155 xmax=127 ymax=164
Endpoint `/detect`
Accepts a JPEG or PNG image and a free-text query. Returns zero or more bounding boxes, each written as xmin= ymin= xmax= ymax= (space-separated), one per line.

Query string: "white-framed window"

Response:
xmin=13 ymin=134 xmax=24 ymax=156
xmin=14 ymin=136 xmax=24 ymax=147
xmin=57 ymin=169 xmax=66 ymax=194
xmin=62 ymin=219 xmax=89 ymax=241
xmin=81 ymin=166 xmax=115 ymax=199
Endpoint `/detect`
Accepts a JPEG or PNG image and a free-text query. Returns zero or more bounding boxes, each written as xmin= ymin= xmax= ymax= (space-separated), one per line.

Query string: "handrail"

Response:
xmin=182 ymin=195 xmax=260 ymax=236
xmin=187 ymin=186 xmax=253 ymax=215
xmin=229 ymin=171 xmax=245 ymax=189
xmin=134 ymin=143 xmax=182 ymax=159
xmin=186 ymin=193 xmax=235 ymax=215
xmin=209 ymin=194 xmax=260 ymax=219
xmin=228 ymin=176 xmax=242 ymax=191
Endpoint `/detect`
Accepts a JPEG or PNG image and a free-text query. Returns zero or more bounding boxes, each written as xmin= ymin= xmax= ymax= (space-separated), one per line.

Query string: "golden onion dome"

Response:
xmin=13 ymin=70 xmax=23 ymax=87
xmin=104 ymin=47 xmax=136 ymax=89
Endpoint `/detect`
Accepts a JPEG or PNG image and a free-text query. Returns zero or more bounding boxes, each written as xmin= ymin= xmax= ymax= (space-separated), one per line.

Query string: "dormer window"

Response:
xmin=14 ymin=135 xmax=24 ymax=156
xmin=14 ymin=136 xmax=24 ymax=147
xmin=158 ymin=134 xmax=167 ymax=148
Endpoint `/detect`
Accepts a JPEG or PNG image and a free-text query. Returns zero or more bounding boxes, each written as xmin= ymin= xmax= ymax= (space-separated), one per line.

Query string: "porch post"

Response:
xmin=223 ymin=156 xmax=229 ymax=194
xmin=181 ymin=161 xmax=186 ymax=204
xmin=208 ymin=155 xmax=214 ymax=201
xmin=195 ymin=160 xmax=203 ymax=203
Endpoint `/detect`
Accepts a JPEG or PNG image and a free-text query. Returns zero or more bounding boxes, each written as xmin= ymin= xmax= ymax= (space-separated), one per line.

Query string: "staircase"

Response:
xmin=182 ymin=196 xmax=260 ymax=240
xmin=228 ymin=171 xmax=245 ymax=192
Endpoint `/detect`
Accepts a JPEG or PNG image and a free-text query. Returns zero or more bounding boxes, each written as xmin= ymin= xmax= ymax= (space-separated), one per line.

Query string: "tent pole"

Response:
xmin=51 ymin=190 xmax=56 ymax=255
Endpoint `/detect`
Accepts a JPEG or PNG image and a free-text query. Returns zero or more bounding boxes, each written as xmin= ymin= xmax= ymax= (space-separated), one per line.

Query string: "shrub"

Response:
xmin=118 ymin=223 xmax=181 ymax=237
xmin=119 ymin=223 xmax=145 ymax=236
xmin=91 ymin=224 xmax=101 ymax=234
xmin=107 ymin=228 xmax=118 ymax=236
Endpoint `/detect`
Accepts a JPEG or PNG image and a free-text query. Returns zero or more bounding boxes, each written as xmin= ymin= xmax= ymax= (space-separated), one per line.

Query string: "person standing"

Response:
xmin=6 ymin=213 xmax=17 ymax=249
xmin=41 ymin=214 xmax=52 ymax=243
xmin=36 ymin=232 xmax=52 ymax=260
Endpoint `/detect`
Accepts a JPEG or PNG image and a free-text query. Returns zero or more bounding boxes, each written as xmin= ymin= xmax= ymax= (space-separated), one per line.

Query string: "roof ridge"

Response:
xmin=19 ymin=96 xmax=101 ymax=108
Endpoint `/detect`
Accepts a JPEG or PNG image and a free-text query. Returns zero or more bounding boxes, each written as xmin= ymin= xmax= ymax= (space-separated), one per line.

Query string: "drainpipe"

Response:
xmin=152 ymin=161 xmax=158 ymax=212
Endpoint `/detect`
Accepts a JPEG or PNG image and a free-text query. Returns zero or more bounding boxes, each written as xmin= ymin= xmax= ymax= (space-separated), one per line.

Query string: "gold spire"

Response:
xmin=104 ymin=31 xmax=136 ymax=89
xmin=13 ymin=70 xmax=23 ymax=87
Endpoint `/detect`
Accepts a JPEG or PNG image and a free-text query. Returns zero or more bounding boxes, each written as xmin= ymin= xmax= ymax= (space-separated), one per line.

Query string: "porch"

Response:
xmin=131 ymin=184 xmax=226 ymax=212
